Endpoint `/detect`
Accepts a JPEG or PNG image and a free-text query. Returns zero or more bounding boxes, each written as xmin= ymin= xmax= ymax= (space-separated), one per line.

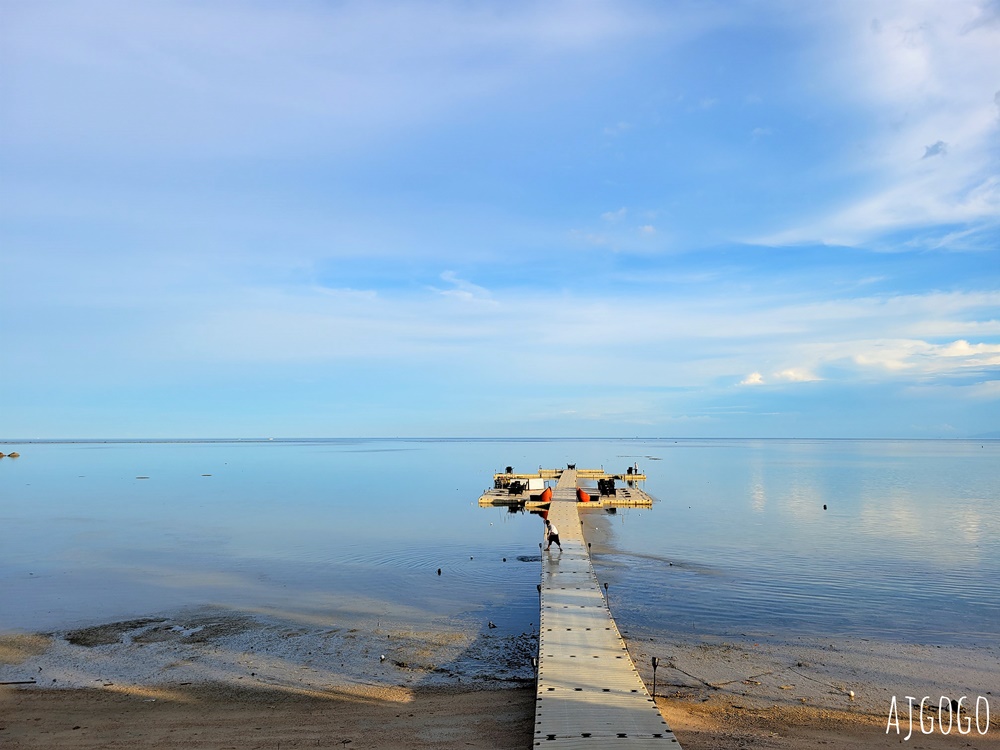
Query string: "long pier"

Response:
xmin=534 ymin=469 xmax=680 ymax=747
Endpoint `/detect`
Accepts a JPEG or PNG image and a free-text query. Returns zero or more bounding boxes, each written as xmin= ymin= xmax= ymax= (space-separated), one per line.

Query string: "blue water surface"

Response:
xmin=1 ymin=438 xmax=997 ymax=646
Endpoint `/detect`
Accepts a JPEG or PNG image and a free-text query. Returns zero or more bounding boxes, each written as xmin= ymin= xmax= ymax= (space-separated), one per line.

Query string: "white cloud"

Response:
xmin=755 ymin=0 xmax=1000 ymax=247
xmin=639 ymin=225 xmax=656 ymax=235
xmin=2 ymin=0 xmax=651 ymax=157
xmin=736 ymin=368 xmax=820 ymax=386
xmin=848 ymin=338 xmax=1000 ymax=374
xmin=601 ymin=207 xmax=628 ymax=222
xmin=7 ymin=247 xmax=998 ymax=406
xmin=758 ymin=169 xmax=1000 ymax=247
xmin=939 ymin=339 xmax=1000 ymax=357
xmin=775 ymin=368 xmax=821 ymax=382
xmin=435 ymin=271 xmax=495 ymax=304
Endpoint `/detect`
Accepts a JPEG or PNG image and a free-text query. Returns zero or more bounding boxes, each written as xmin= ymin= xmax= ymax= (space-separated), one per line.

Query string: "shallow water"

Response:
xmin=1 ymin=438 xmax=997 ymax=647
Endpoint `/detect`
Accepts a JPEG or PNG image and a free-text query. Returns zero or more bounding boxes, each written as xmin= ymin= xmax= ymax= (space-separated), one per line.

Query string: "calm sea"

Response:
xmin=1 ymin=439 xmax=997 ymax=647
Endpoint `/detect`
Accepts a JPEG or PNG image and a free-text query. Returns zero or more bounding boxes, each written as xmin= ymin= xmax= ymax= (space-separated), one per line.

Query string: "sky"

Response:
xmin=2 ymin=0 xmax=999 ymax=439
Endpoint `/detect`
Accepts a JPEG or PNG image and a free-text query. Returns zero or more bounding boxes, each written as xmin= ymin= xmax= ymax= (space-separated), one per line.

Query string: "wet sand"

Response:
xmin=4 ymin=683 xmax=999 ymax=749
xmin=3 ymin=611 xmax=998 ymax=748
xmin=0 ymin=682 xmax=535 ymax=749
xmin=4 ymin=671 xmax=998 ymax=749
xmin=637 ymin=634 xmax=1000 ymax=748
xmin=659 ymin=694 xmax=1000 ymax=749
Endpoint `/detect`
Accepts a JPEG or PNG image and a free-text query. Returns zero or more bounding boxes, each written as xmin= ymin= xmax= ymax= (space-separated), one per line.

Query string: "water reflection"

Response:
xmin=750 ymin=480 xmax=766 ymax=513
xmin=596 ymin=439 xmax=1000 ymax=645
xmin=1 ymin=438 xmax=998 ymax=648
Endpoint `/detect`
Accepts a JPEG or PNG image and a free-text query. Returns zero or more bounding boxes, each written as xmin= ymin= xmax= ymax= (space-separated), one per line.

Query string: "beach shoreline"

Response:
xmin=0 ymin=682 xmax=536 ymax=749
xmin=3 ymin=610 xmax=998 ymax=748
xmin=4 ymin=684 xmax=998 ymax=750
xmin=645 ymin=632 xmax=1000 ymax=748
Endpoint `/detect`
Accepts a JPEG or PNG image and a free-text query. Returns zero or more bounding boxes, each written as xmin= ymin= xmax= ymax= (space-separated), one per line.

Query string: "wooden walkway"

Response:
xmin=535 ymin=470 xmax=680 ymax=747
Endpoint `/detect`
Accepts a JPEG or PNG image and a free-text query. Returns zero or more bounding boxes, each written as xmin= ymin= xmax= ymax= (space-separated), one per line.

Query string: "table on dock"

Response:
xmin=535 ymin=469 xmax=680 ymax=747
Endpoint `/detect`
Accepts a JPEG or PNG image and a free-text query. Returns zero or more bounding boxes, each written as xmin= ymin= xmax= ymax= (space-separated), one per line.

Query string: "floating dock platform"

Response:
xmin=480 ymin=466 xmax=654 ymax=508
xmin=478 ymin=487 xmax=653 ymax=508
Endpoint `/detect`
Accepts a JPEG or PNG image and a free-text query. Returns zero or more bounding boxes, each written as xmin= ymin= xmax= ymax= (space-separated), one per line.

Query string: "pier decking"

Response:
xmin=534 ymin=469 xmax=679 ymax=747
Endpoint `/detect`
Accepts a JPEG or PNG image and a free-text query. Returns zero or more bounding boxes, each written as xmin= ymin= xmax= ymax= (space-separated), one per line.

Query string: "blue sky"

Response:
xmin=2 ymin=0 xmax=999 ymax=438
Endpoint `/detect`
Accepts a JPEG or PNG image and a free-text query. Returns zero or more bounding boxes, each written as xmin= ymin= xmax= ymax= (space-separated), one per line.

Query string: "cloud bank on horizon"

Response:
xmin=1 ymin=0 xmax=998 ymax=438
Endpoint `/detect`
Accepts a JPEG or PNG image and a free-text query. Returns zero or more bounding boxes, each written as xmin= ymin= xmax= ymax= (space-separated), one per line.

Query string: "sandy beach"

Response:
xmin=3 ymin=610 xmax=998 ymax=748
xmin=5 ymin=683 xmax=999 ymax=749
xmin=649 ymin=636 xmax=1000 ymax=749
xmin=0 ymin=682 xmax=535 ymax=750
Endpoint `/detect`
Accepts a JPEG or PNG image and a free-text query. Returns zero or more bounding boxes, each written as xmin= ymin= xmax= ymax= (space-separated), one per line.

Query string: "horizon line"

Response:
xmin=3 ymin=435 xmax=998 ymax=444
